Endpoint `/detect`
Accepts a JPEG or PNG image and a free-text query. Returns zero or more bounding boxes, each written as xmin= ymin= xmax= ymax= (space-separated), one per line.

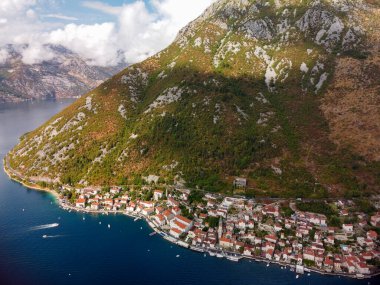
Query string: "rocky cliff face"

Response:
xmin=8 ymin=0 xmax=380 ymax=198
xmin=0 ymin=45 xmax=126 ymax=103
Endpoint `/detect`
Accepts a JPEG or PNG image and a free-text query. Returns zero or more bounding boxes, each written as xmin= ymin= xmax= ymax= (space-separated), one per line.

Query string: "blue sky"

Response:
xmin=37 ymin=0 xmax=176 ymax=25
xmin=38 ymin=0 xmax=134 ymax=25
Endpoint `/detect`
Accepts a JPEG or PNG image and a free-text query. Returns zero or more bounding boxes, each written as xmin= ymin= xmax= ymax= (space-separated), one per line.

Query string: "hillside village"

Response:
xmin=56 ymin=181 xmax=380 ymax=279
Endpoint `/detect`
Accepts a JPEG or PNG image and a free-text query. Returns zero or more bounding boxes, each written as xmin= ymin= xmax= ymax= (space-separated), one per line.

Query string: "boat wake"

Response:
xmin=42 ymin=234 xmax=63 ymax=239
xmin=28 ymin=223 xmax=59 ymax=231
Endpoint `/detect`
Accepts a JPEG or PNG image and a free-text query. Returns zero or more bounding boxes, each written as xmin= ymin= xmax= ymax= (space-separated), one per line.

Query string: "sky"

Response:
xmin=0 ymin=0 xmax=215 ymax=66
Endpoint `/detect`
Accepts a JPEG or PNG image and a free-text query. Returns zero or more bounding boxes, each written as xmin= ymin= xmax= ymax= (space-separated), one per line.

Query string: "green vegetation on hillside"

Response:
xmin=7 ymin=0 xmax=380 ymax=198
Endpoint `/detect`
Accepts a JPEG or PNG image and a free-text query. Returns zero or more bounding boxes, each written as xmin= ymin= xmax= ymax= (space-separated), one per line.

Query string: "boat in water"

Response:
xmin=149 ymin=232 xmax=157 ymax=236
xmin=209 ymin=251 xmax=216 ymax=257
xmin=216 ymin=253 xmax=224 ymax=258
xmin=108 ymin=224 xmax=111 ymax=229
xmin=296 ymin=275 xmax=299 ymax=279
xmin=42 ymin=235 xmax=47 ymax=238
xmin=176 ymin=255 xmax=180 ymax=258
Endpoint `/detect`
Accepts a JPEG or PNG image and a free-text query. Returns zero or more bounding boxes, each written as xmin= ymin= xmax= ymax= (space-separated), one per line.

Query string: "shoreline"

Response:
xmin=3 ymin=156 xmax=60 ymax=200
xmin=3 ymin=156 xmax=379 ymax=280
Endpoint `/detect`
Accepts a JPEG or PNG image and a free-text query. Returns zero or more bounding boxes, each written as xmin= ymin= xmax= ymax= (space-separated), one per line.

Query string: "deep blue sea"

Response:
xmin=0 ymin=99 xmax=378 ymax=285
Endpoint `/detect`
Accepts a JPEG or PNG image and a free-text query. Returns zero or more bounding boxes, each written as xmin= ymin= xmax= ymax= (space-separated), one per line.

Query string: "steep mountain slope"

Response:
xmin=7 ymin=0 xmax=380 ymax=198
xmin=0 ymin=45 xmax=126 ymax=103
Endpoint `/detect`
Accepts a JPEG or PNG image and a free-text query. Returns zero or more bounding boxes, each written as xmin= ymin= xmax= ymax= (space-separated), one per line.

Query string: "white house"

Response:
xmin=90 ymin=202 xmax=99 ymax=210
xmin=142 ymin=207 xmax=154 ymax=216
xmin=342 ymin=224 xmax=353 ymax=233
xmin=153 ymin=190 xmax=164 ymax=201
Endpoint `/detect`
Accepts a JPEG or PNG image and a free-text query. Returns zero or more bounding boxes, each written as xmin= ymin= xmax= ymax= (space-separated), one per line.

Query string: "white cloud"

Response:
xmin=0 ymin=48 xmax=9 ymax=64
xmin=48 ymin=23 xmax=120 ymax=66
xmin=43 ymin=14 xmax=79 ymax=21
xmin=82 ymin=1 xmax=120 ymax=15
xmin=80 ymin=0 xmax=216 ymax=65
xmin=0 ymin=0 xmax=216 ymax=66
xmin=20 ymin=43 xmax=55 ymax=64
xmin=0 ymin=0 xmax=36 ymax=15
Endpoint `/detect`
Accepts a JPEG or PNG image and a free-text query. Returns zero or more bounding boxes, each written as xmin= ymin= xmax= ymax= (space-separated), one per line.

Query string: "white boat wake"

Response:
xmin=28 ymin=223 xmax=59 ymax=231
xmin=42 ymin=234 xmax=63 ymax=239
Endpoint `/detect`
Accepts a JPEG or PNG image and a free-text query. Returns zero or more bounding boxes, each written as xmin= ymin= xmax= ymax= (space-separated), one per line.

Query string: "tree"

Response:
xmin=205 ymin=216 xmax=219 ymax=228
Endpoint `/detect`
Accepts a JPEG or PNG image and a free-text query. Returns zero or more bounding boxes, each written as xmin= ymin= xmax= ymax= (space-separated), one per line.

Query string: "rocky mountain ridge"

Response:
xmin=7 ymin=0 xmax=380 ymax=198
xmin=0 ymin=45 xmax=126 ymax=103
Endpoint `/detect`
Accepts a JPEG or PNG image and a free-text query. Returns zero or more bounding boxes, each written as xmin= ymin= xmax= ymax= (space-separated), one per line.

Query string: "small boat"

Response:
xmin=99 ymin=222 xmax=101 ymax=225
xmin=42 ymin=235 xmax=47 ymax=238
xmin=140 ymin=227 xmax=143 ymax=230
xmin=149 ymin=232 xmax=157 ymax=236
xmin=307 ymin=273 xmax=310 ymax=276
xmin=108 ymin=224 xmax=111 ymax=229
xmin=22 ymin=209 xmax=25 ymax=212
xmin=204 ymin=254 xmax=206 ymax=257
xmin=82 ymin=217 xmax=85 ymax=220
xmin=134 ymin=217 xmax=140 ymax=222
xmin=209 ymin=251 xmax=216 ymax=257
xmin=216 ymin=253 xmax=224 ymax=258
xmin=296 ymin=275 xmax=299 ymax=279
xmin=176 ymin=255 xmax=180 ymax=258
xmin=226 ymin=255 xmax=240 ymax=262
xmin=266 ymin=263 xmax=270 ymax=267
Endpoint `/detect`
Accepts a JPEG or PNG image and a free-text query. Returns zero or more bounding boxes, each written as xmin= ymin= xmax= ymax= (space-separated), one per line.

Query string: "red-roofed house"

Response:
xmin=264 ymin=234 xmax=278 ymax=244
xmin=76 ymin=198 xmax=86 ymax=208
xmin=169 ymin=227 xmax=182 ymax=238
xmin=367 ymin=230 xmax=378 ymax=240
xmin=219 ymin=236 xmax=234 ymax=248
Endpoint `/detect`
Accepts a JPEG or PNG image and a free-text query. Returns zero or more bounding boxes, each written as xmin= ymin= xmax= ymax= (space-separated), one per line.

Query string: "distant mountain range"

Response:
xmin=8 ymin=0 xmax=380 ymax=198
xmin=0 ymin=45 xmax=127 ymax=103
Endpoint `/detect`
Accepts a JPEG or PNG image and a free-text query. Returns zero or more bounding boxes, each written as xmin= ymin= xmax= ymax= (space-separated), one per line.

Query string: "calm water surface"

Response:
xmin=0 ymin=100 xmax=378 ymax=285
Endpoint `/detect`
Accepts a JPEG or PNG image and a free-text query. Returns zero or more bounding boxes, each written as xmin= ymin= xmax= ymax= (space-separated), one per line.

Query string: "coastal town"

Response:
xmin=51 ymin=177 xmax=380 ymax=279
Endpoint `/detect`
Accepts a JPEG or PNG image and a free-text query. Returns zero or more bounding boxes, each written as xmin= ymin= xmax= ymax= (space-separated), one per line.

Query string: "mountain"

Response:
xmin=7 ymin=0 xmax=380 ymax=198
xmin=0 ymin=45 xmax=126 ymax=103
